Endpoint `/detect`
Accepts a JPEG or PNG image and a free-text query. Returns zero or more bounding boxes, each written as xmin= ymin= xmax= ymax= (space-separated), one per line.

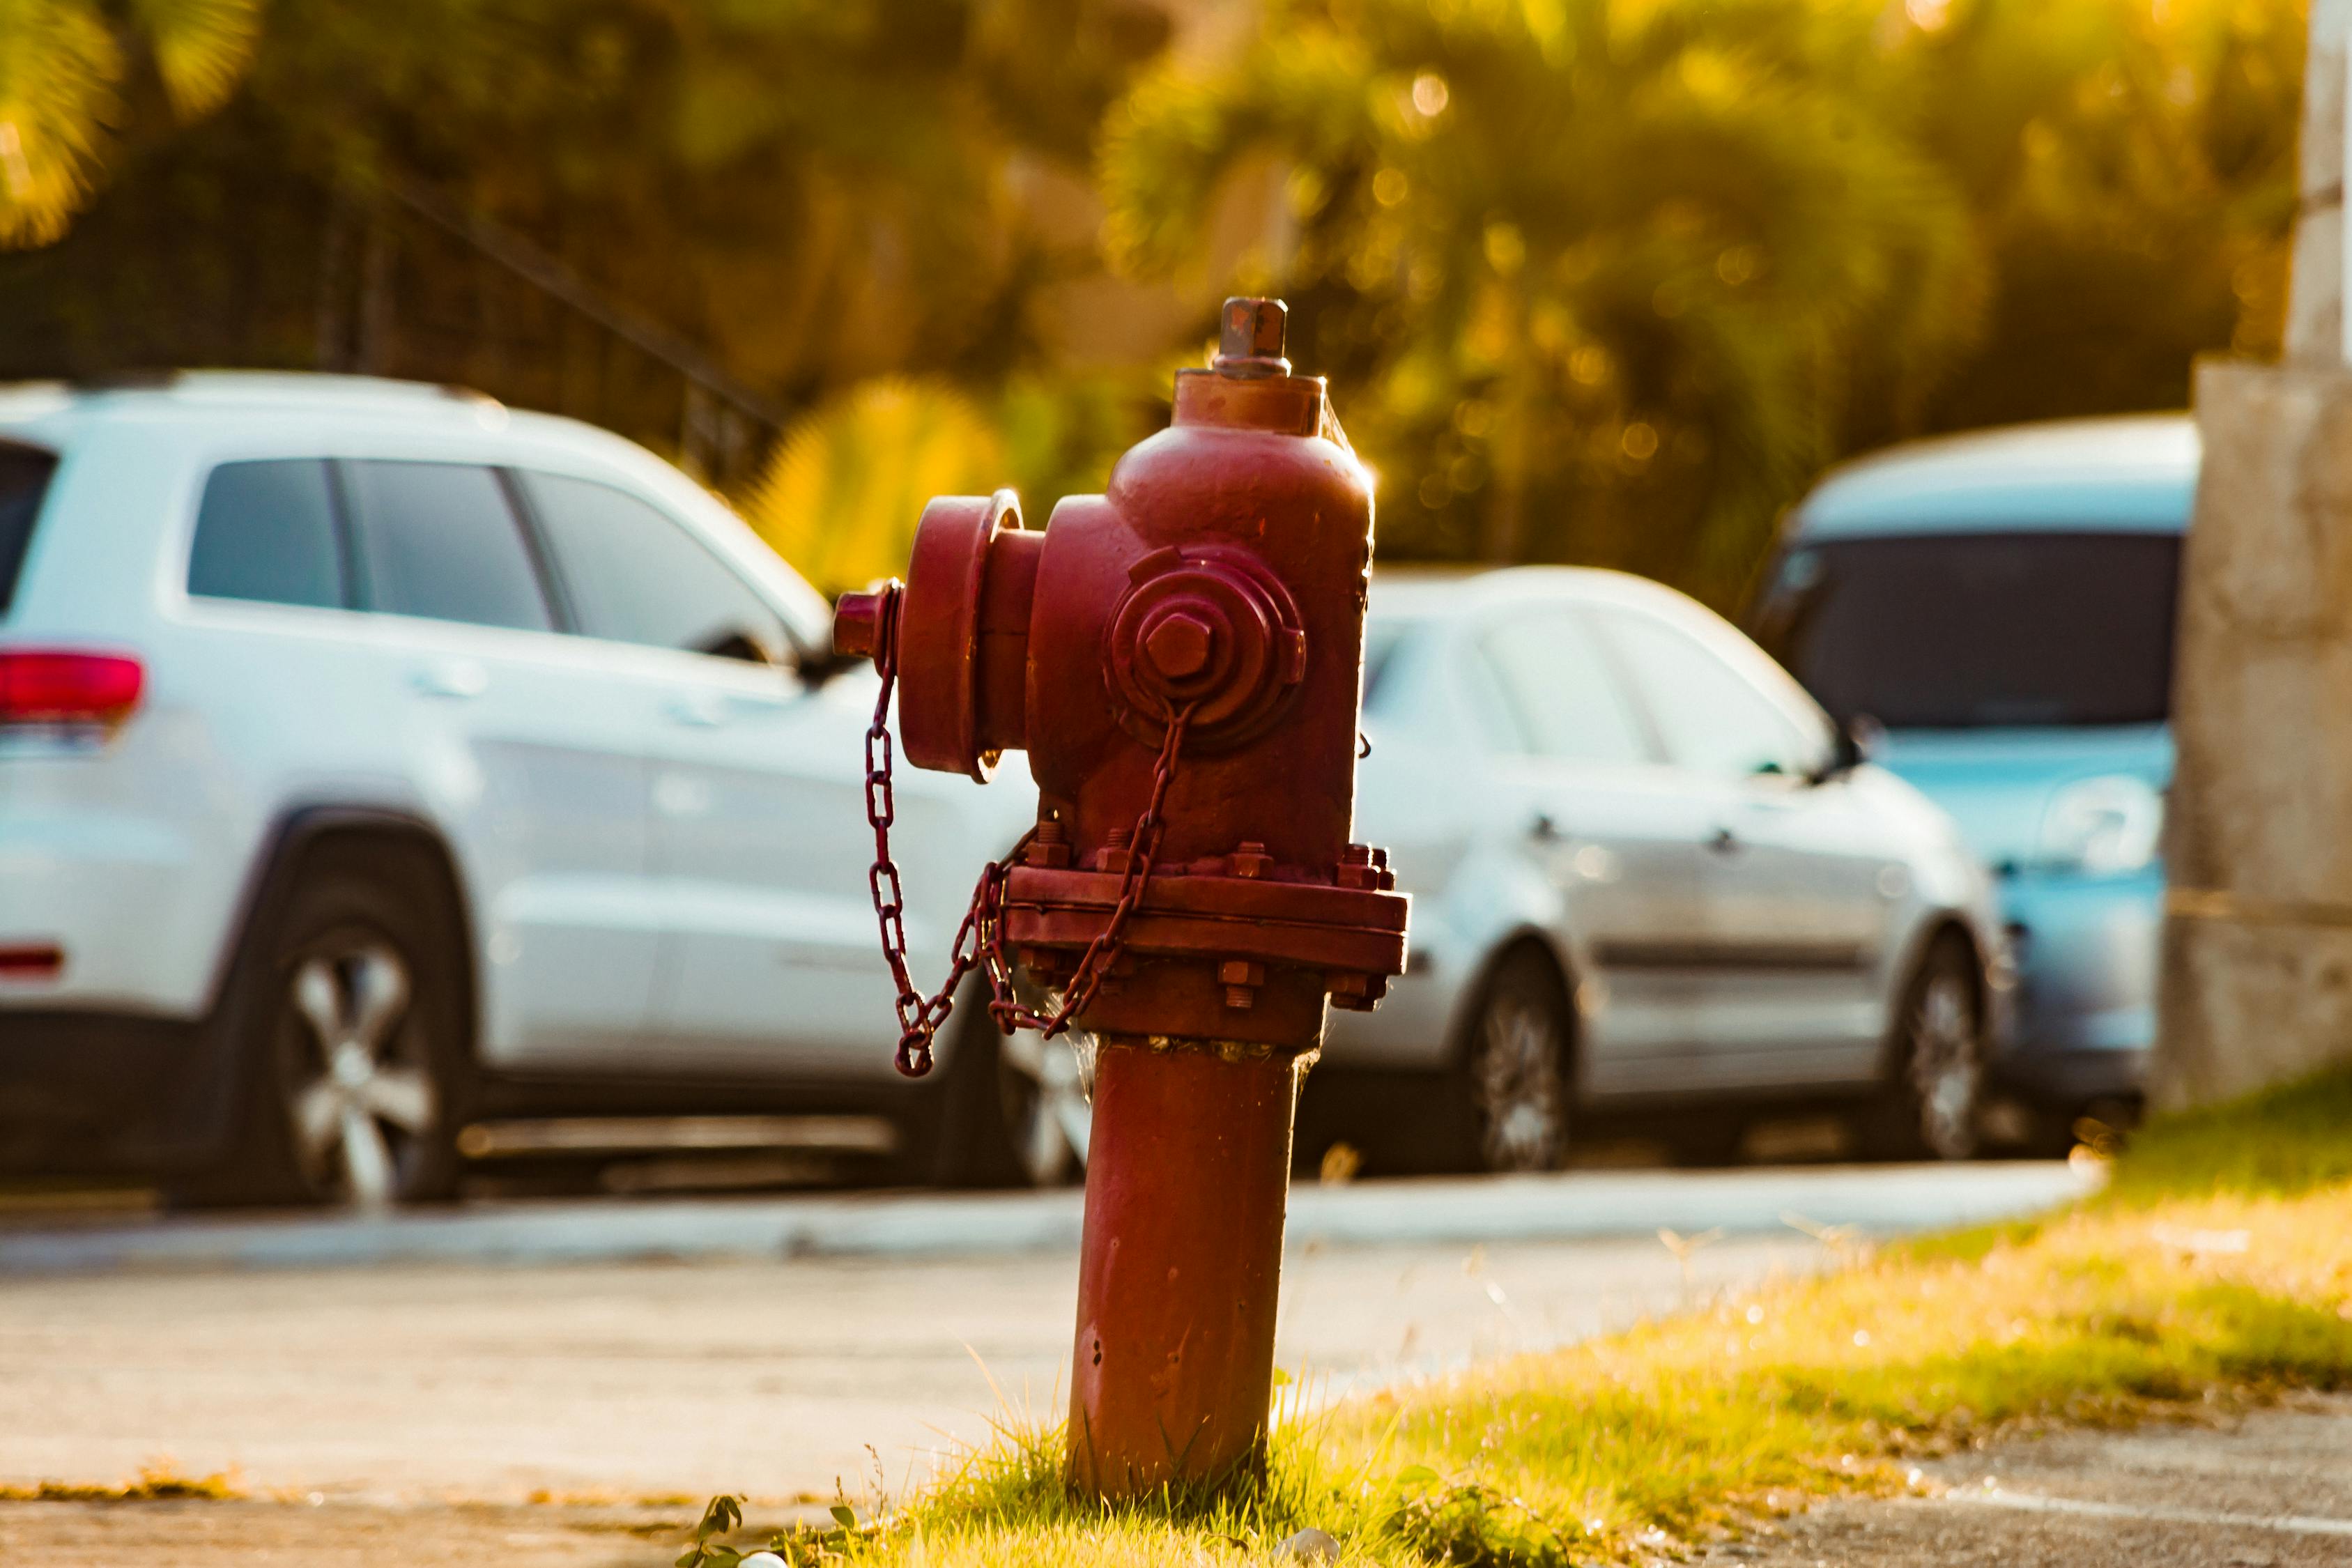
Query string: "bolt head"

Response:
xmin=1143 ymin=613 xmax=1214 ymax=679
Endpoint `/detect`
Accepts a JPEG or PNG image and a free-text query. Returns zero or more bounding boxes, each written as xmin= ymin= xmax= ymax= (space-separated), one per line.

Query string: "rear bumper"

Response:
xmin=0 ymin=1010 xmax=234 ymax=1175
xmin=1986 ymin=866 xmax=2158 ymax=1107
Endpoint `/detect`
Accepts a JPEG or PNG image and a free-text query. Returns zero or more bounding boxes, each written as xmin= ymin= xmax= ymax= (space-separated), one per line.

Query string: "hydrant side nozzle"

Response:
xmin=831 ymin=586 xmax=893 ymax=663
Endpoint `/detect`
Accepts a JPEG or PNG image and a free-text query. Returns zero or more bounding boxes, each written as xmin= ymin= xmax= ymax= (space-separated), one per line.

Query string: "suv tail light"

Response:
xmin=0 ymin=650 xmax=145 ymax=727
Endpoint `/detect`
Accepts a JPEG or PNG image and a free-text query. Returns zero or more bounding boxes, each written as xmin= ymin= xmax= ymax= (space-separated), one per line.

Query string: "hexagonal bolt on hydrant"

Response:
xmin=835 ymin=296 xmax=1407 ymax=1499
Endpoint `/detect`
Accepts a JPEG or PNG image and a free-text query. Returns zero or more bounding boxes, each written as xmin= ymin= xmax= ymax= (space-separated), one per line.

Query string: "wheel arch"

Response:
xmin=1881 ymin=912 xmax=1988 ymax=1072
xmin=207 ymin=805 xmax=482 ymax=1067
xmin=1445 ymin=925 xmax=1581 ymax=1073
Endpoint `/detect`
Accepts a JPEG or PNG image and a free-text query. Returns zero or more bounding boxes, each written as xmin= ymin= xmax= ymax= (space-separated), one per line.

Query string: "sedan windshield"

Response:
xmin=1749 ymin=532 xmax=2181 ymax=730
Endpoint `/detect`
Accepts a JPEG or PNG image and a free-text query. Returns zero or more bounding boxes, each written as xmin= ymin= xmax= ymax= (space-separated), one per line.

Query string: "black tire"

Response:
xmin=1858 ymin=935 xmax=1985 ymax=1162
xmin=1451 ymin=946 xmax=1574 ymax=1174
xmin=174 ymin=842 xmax=470 ymax=1209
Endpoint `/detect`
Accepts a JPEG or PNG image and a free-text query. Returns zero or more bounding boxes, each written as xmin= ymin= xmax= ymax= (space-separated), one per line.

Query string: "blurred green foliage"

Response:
xmin=0 ymin=0 xmax=2307 ymax=604
xmin=0 ymin=0 xmax=261 ymax=247
xmin=1102 ymin=0 xmax=2302 ymax=603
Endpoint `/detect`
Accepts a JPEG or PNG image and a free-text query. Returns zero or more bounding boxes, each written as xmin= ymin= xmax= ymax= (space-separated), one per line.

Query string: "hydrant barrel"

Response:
xmin=828 ymin=296 xmax=1406 ymax=1499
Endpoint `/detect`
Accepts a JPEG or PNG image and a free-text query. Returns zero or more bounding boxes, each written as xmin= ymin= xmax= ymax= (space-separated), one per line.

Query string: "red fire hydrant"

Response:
xmin=834 ymin=297 xmax=1407 ymax=1498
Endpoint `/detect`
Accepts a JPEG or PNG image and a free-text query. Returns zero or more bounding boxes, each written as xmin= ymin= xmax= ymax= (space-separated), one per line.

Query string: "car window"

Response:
xmin=343 ymin=461 xmax=553 ymax=632
xmin=520 ymin=471 xmax=786 ymax=665
xmin=1748 ymin=532 xmax=2180 ymax=728
xmin=1478 ymin=609 xmax=1652 ymax=765
xmin=187 ymin=459 xmax=345 ymax=610
xmin=0 ymin=441 xmax=59 ymax=617
xmin=1597 ymin=608 xmax=1811 ymax=777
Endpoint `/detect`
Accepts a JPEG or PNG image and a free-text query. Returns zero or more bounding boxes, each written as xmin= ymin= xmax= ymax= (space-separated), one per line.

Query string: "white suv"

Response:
xmin=0 ymin=374 xmax=1034 ymax=1207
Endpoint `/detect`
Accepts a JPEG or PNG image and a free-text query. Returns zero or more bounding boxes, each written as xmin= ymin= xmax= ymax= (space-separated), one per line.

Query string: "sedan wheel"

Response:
xmin=1866 ymin=940 xmax=1984 ymax=1161
xmin=1460 ymin=950 xmax=1572 ymax=1174
xmin=279 ymin=943 xmax=441 ymax=1209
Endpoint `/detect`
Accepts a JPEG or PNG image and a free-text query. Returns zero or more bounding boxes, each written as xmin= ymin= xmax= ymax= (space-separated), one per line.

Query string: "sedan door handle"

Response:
xmin=410 ymin=659 xmax=488 ymax=700
xmin=1707 ymin=826 xmax=1742 ymax=855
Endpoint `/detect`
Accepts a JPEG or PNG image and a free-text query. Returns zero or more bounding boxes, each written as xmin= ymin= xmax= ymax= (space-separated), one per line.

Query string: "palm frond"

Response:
xmin=0 ymin=0 xmax=121 ymax=247
xmin=125 ymin=0 xmax=261 ymax=118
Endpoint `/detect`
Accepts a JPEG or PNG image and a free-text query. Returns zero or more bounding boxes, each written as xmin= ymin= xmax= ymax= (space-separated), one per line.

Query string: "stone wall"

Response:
xmin=2154 ymin=358 xmax=2352 ymax=1107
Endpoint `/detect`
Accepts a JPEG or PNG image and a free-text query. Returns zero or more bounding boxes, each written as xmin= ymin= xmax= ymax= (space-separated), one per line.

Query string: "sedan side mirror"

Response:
xmin=1814 ymin=714 xmax=1884 ymax=783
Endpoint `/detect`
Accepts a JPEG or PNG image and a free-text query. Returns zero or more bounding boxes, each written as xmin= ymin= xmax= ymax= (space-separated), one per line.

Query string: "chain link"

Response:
xmin=861 ymin=582 xmax=1192 ymax=1077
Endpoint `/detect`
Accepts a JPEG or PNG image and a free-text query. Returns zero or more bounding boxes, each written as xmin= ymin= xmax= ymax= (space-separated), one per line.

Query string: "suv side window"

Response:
xmin=344 ymin=461 xmax=553 ymax=632
xmin=1478 ymin=609 xmax=1652 ymax=765
xmin=1597 ymin=608 xmax=1809 ymax=777
xmin=187 ymin=459 xmax=346 ymax=610
xmin=520 ymin=471 xmax=786 ymax=665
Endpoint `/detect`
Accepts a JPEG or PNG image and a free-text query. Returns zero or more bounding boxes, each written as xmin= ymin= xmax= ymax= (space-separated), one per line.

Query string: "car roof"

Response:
xmin=1791 ymin=413 xmax=2198 ymax=539
xmin=0 ymin=371 xmax=835 ymax=647
xmin=0 ymin=372 xmax=631 ymax=459
xmin=1369 ymin=563 xmax=1696 ymax=620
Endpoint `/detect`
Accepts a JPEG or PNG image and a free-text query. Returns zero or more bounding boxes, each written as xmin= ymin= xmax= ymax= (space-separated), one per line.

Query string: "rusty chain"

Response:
xmin=861 ymin=582 xmax=1192 ymax=1077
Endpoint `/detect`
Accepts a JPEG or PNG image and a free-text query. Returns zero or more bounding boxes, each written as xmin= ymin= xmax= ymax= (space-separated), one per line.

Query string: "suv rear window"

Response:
xmin=188 ymin=459 xmax=346 ymax=609
xmin=0 ymin=441 xmax=60 ymax=617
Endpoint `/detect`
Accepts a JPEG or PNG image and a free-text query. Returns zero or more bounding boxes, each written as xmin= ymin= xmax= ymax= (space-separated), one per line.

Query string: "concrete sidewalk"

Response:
xmin=1696 ymin=1395 xmax=2352 ymax=1567
xmin=0 ymin=1161 xmax=2088 ymax=1275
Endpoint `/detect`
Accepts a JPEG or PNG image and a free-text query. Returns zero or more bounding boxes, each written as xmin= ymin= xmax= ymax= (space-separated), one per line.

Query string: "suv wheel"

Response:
xmin=1455 ymin=947 xmax=1573 ymax=1174
xmin=181 ymin=847 xmax=468 ymax=1209
xmin=1862 ymin=937 xmax=1983 ymax=1162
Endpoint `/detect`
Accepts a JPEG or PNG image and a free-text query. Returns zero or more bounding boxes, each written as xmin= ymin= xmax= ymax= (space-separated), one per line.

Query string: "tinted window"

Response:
xmin=1748 ymin=532 xmax=2180 ymax=729
xmin=187 ymin=460 xmax=344 ymax=609
xmin=344 ymin=461 xmax=551 ymax=631
xmin=1480 ymin=611 xmax=1650 ymax=765
xmin=522 ymin=472 xmax=784 ymax=663
xmin=0 ymin=442 xmax=59 ymax=616
xmin=1599 ymin=610 xmax=1811 ymax=776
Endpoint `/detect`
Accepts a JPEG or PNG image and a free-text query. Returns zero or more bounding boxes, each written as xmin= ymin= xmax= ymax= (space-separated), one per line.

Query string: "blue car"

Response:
xmin=1748 ymin=415 xmax=2194 ymax=1128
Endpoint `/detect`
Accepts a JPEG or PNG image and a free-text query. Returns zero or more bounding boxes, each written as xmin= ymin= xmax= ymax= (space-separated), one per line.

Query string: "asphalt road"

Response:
xmin=0 ymin=1162 xmax=2088 ymax=1508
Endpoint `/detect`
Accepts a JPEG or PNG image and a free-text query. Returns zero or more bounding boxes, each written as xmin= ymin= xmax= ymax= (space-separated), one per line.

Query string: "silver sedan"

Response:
xmin=1319 ymin=567 xmax=2010 ymax=1169
xmin=987 ymin=567 xmax=2009 ymax=1179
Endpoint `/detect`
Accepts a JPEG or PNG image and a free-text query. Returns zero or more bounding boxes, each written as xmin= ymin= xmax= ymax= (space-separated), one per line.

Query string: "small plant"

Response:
xmin=676 ymin=1492 xmax=879 ymax=1568
xmin=1375 ymin=1465 xmax=1576 ymax=1568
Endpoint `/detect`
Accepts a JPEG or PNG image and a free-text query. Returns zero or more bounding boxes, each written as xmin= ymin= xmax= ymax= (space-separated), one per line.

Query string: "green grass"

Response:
xmin=688 ymin=1068 xmax=2352 ymax=1568
xmin=2103 ymin=1067 xmax=2352 ymax=1204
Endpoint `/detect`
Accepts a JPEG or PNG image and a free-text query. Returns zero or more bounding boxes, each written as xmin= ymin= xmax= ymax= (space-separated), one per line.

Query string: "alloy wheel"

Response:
xmin=1907 ymin=969 xmax=1981 ymax=1160
xmin=1472 ymin=990 xmax=1567 ymax=1172
xmin=281 ymin=942 xmax=438 ymax=1210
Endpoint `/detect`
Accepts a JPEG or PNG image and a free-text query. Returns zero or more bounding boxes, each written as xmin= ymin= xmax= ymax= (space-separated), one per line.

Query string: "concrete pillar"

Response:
xmin=2153 ymin=2 xmax=2352 ymax=1109
xmin=2286 ymin=0 xmax=2352 ymax=364
xmin=2157 ymin=361 xmax=2352 ymax=1107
